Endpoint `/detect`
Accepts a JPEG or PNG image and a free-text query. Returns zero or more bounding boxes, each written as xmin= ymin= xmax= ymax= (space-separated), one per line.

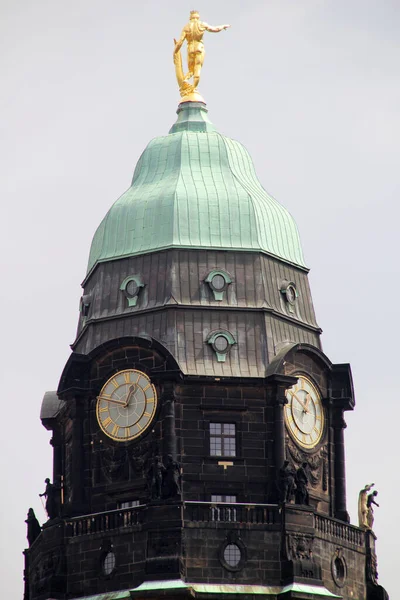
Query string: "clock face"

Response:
xmin=284 ymin=376 xmax=324 ymax=449
xmin=96 ymin=369 xmax=157 ymax=442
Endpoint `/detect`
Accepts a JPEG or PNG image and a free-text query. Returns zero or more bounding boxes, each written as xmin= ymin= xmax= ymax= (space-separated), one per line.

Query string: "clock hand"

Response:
xmin=124 ymin=384 xmax=137 ymax=408
xmin=97 ymin=396 xmax=127 ymax=406
xmin=292 ymin=392 xmax=307 ymax=412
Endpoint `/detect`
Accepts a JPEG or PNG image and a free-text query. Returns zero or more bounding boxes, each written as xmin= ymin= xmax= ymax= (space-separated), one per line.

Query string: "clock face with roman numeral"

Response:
xmin=284 ymin=375 xmax=324 ymax=449
xmin=96 ymin=369 xmax=157 ymax=442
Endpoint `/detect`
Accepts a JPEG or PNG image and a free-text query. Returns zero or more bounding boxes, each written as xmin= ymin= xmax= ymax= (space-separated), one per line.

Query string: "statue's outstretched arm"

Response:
xmin=204 ymin=22 xmax=230 ymax=33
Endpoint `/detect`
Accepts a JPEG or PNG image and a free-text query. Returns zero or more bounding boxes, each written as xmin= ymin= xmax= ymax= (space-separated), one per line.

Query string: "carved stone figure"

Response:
xmin=130 ymin=438 xmax=157 ymax=479
xmin=295 ymin=462 xmax=309 ymax=505
xmin=164 ymin=455 xmax=181 ymax=498
xmin=173 ymin=11 xmax=230 ymax=98
xmin=279 ymin=460 xmax=296 ymax=503
xmin=148 ymin=455 xmax=166 ymax=500
xmin=367 ymin=490 xmax=379 ymax=530
xmin=39 ymin=478 xmax=60 ymax=520
xmin=101 ymin=445 xmax=128 ymax=482
xmin=25 ymin=508 xmax=41 ymax=546
xmin=287 ymin=438 xmax=326 ymax=491
xmin=358 ymin=483 xmax=375 ymax=529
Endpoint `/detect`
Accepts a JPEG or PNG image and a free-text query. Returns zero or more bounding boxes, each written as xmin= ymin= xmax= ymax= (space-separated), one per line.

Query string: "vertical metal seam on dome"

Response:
xmin=198 ymin=134 xmax=214 ymax=248
xmin=224 ymin=137 xmax=267 ymax=252
xmin=225 ymin=137 xmax=305 ymax=267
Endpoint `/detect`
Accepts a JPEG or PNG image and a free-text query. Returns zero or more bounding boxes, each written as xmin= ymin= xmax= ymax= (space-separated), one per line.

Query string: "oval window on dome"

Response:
xmin=214 ymin=335 xmax=229 ymax=353
xmin=120 ymin=275 xmax=145 ymax=307
xmin=126 ymin=279 xmax=139 ymax=297
xmin=205 ymin=270 xmax=232 ymax=301
xmin=211 ymin=274 xmax=226 ymax=291
xmin=206 ymin=330 xmax=236 ymax=363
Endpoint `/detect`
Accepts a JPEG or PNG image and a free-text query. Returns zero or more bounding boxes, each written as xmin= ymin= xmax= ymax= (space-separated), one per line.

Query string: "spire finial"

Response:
xmin=173 ymin=12 xmax=230 ymax=103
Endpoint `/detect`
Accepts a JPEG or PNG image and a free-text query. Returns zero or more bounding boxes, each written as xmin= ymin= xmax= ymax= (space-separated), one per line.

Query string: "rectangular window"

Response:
xmin=211 ymin=495 xmax=237 ymax=503
xmin=118 ymin=499 xmax=140 ymax=509
xmin=209 ymin=423 xmax=236 ymax=457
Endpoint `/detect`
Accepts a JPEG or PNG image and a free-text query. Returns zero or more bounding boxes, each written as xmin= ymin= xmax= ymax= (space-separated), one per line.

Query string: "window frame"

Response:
xmin=117 ymin=499 xmax=140 ymax=509
xmin=219 ymin=535 xmax=247 ymax=572
xmin=209 ymin=422 xmax=237 ymax=458
xmin=204 ymin=418 xmax=241 ymax=459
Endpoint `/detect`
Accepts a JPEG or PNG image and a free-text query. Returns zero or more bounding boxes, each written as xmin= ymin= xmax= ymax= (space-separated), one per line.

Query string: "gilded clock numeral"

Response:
xmin=125 ymin=427 xmax=131 ymax=438
xmin=103 ymin=416 xmax=112 ymax=428
xmin=147 ymin=397 xmax=154 ymax=403
xmin=142 ymin=383 xmax=151 ymax=392
xmin=112 ymin=424 xmax=119 ymax=437
xmin=111 ymin=379 xmax=119 ymax=388
xmin=136 ymin=422 xmax=143 ymax=431
xmin=144 ymin=411 xmax=151 ymax=418
xmin=99 ymin=407 xmax=108 ymax=413
xmin=124 ymin=372 xmax=130 ymax=384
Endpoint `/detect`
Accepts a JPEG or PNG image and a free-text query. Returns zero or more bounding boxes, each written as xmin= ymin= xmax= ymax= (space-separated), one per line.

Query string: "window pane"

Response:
xmin=119 ymin=500 xmax=140 ymax=509
xmin=210 ymin=437 xmax=222 ymax=456
xmin=223 ymin=423 xmax=236 ymax=435
xmin=210 ymin=423 xmax=221 ymax=434
xmin=211 ymin=495 xmax=223 ymax=502
xmin=211 ymin=495 xmax=236 ymax=503
xmin=211 ymin=274 xmax=225 ymax=291
xmin=224 ymin=437 xmax=236 ymax=457
xmin=214 ymin=335 xmax=229 ymax=352
xmin=103 ymin=552 xmax=116 ymax=575
xmin=225 ymin=495 xmax=237 ymax=503
xmin=224 ymin=544 xmax=241 ymax=567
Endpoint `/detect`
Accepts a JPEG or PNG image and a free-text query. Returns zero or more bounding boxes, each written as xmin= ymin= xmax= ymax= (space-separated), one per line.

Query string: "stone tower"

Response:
xmin=23 ymin=100 xmax=389 ymax=600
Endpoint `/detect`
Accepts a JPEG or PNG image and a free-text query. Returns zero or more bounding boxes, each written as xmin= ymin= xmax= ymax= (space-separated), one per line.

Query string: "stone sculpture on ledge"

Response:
xmin=367 ymin=490 xmax=380 ymax=530
xmin=25 ymin=508 xmax=41 ymax=546
xmin=358 ymin=483 xmax=375 ymax=530
xmin=39 ymin=478 xmax=60 ymax=520
xmin=279 ymin=460 xmax=296 ymax=503
xmin=295 ymin=462 xmax=309 ymax=505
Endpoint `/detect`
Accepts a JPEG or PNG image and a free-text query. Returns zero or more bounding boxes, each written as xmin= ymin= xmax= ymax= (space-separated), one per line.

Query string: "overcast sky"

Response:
xmin=1 ymin=0 xmax=399 ymax=597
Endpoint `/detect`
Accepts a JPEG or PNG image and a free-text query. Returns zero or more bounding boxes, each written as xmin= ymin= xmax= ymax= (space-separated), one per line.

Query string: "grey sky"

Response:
xmin=1 ymin=1 xmax=399 ymax=596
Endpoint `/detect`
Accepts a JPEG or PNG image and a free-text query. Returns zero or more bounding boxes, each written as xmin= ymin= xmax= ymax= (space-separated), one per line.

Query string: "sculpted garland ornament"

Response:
xmin=96 ymin=369 xmax=157 ymax=442
xmin=284 ymin=376 xmax=324 ymax=449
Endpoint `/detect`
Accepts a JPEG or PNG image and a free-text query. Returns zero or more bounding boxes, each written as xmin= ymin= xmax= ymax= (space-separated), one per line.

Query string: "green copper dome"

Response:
xmin=87 ymin=103 xmax=306 ymax=274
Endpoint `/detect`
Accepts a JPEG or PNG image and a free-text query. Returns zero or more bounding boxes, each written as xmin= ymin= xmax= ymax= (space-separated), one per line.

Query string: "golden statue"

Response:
xmin=173 ymin=11 xmax=230 ymax=102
